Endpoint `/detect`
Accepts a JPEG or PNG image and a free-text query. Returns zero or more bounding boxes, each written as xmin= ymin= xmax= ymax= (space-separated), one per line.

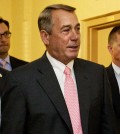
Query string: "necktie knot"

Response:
xmin=64 ymin=66 xmax=71 ymax=75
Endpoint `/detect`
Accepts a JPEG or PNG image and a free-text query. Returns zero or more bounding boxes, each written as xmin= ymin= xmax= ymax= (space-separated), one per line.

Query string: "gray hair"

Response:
xmin=38 ymin=4 xmax=76 ymax=34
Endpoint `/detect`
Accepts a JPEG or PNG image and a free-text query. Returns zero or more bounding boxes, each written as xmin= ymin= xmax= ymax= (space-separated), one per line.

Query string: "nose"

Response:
xmin=71 ymin=30 xmax=79 ymax=40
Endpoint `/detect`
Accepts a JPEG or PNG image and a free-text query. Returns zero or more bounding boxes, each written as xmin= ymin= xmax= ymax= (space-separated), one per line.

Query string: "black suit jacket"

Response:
xmin=0 ymin=68 xmax=9 ymax=96
xmin=1 ymin=54 xmax=117 ymax=134
xmin=106 ymin=64 xmax=120 ymax=133
xmin=10 ymin=56 xmax=28 ymax=70
xmin=0 ymin=56 xmax=28 ymax=95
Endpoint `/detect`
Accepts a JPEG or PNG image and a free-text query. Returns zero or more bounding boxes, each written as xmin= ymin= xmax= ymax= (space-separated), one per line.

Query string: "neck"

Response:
xmin=112 ymin=60 xmax=120 ymax=68
xmin=0 ymin=53 xmax=8 ymax=59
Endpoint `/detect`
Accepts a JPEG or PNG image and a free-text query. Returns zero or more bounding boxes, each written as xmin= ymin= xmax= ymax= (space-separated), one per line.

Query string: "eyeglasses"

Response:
xmin=0 ymin=31 xmax=11 ymax=39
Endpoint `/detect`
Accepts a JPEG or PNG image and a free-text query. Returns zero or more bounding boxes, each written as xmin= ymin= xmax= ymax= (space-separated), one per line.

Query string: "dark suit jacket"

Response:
xmin=0 ymin=56 xmax=28 ymax=95
xmin=0 ymin=68 xmax=9 ymax=96
xmin=1 ymin=54 xmax=117 ymax=134
xmin=10 ymin=56 xmax=28 ymax=70
xmin=106 ymin=64 xmax=120 ymax=133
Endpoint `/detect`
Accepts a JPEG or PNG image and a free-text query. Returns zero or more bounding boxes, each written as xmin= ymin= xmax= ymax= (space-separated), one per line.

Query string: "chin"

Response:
xmin=69 ymin=55 xmax=78 ymax=61
xmin=71 ymin=53 xmax=78 ymax=57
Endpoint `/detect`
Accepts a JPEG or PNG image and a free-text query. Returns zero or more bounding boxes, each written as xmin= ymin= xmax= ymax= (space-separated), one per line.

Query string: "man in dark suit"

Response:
xmin=106 ymin=26 xmax=120 ymax=133
xmin=1 ymin=4 xmax=117 ymax=134
xmin=0 ymin=18 xmax=28 ymax=71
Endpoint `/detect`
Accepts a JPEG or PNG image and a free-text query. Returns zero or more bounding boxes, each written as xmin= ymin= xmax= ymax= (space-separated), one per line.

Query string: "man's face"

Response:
xmin=0 ymin=23 xmax=10 ymax=56
xmin=45 ymin=10 xmax=80 ymax=65
xmin=108 ymin=33 xmax=120 ymax=65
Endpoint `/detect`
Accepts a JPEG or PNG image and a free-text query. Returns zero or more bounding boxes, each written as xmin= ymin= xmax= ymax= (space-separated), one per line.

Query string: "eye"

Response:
xmin=3 ymin=31 xmax=11 ymax=38
xmin=4 ymin=33 xmax=9 ymax=36
xmin=62 ymin=28 xmax=70 ymax=33
xmin=76 ymin=27 xmax=80 ymax=33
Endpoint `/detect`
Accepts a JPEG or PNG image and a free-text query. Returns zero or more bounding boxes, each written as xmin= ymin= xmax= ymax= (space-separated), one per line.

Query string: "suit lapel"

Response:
xmin=106 ymin=64 xmax=119 ymax=94
xmin=0 ymin=68 xmax=8 ymax=96
xmin=106 ymin=64 xmax=120 ymax=116
xmin=36 ymin=54 xmax=73 ymax=133
xmin=74 ymin=59 xmax=91 ymax=134
xmin=10 ymin=56 xmax=17 ymax=69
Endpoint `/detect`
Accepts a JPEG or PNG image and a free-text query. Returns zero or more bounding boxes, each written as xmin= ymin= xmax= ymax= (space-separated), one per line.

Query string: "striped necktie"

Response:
xmin=0 ymin=60 xmax=6 ymax=69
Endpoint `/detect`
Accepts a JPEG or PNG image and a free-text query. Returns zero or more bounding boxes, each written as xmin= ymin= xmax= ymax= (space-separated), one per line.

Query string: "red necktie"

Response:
xmin=64 ymin=66 xmax=83 ymax=134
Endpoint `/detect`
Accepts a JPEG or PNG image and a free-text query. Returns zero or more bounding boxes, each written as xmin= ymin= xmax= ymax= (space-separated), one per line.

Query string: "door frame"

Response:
xmin=82 ymin=11 xmax=120 ymax=63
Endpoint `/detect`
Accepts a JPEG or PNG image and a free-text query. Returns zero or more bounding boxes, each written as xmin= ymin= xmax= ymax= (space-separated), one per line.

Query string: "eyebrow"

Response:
xmin=61 ymin=23 xmax=80 ymax=30
xmin=0 ymin=30 xmax=10 ymax=34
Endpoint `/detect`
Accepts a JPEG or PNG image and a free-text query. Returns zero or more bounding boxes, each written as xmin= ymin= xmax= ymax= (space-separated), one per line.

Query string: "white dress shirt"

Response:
xmin=46 ymin=52 xmax=77 ymax=96
xmin=112 ymin=62 xmax=120 ymax=93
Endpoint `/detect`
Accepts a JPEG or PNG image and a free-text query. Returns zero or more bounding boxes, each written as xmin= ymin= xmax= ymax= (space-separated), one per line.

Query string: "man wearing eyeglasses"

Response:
xmin=0 ymin=18 xmax=28 ymax=71
xmin=0 ymin=18 xmax=28 ymax=126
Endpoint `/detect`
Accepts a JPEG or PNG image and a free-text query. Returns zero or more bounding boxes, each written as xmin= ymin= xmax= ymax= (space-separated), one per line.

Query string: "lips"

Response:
xmin=67 ymin=45 xmax=79 ymax=49
xmin=69 ymin=46 xmax=78 ymax=48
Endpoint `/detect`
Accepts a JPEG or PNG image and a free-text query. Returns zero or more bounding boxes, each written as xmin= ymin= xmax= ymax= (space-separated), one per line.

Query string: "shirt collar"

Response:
xmin=0 ymin=55 xmax=10 ymax=64
xmin=112 ymin=62 xmax=120 ymax=75
xmin=46 ymin=52 xmax=74 ymax=72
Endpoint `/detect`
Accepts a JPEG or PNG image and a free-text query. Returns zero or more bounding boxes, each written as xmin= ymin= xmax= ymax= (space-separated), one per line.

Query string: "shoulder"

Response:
xmin=10 ymin=56 xmax=28 ymax=64
xmin=106 ymin=64 xmax=113 ymax=74
xmin=9 ymin=55 xmax=29 ymax=69
xmin=10 ymin=58 xmax=41 ymax=76
xmin=75 ymin=58 xmax=104 ymax=69
xmin=74 ymin=58 xmax=106 ymax=78
xmin=106 ymin=64 xmax=112 ymax=69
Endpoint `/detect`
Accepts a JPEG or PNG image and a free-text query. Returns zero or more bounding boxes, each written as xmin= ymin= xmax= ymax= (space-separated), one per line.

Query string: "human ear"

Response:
xmin=108 ymin=44 xmax=113 ymax=54
xmin=40 ymin=30 xmax=50 ymax=45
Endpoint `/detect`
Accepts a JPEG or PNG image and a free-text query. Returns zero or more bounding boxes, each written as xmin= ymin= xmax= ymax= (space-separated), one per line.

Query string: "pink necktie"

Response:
xmin=64 ymin=66 xmax=83 ymax=134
